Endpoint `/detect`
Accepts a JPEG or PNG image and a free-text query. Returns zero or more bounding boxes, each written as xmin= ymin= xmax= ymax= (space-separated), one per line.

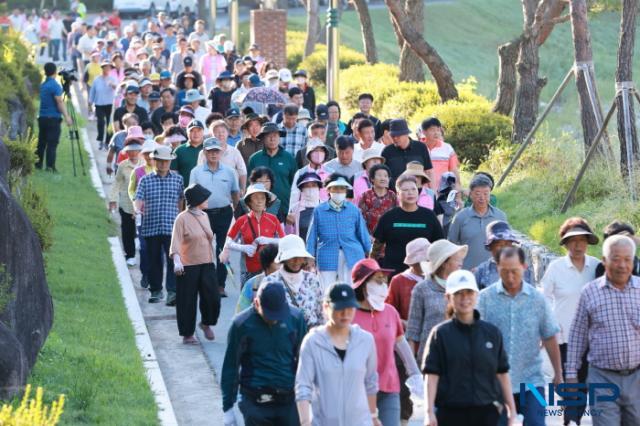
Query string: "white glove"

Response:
xmin=223 ymin=409 xmax=237 ymax=426
xmin=254 ymin=236 xmax=278 ymax=245
xmin=173 ymin=255 xmax=184 ymax=275
xmin=405 ymin=374 xmax=424 ymax=400
xmin=240 ymin=244 xmax=257 ymax=257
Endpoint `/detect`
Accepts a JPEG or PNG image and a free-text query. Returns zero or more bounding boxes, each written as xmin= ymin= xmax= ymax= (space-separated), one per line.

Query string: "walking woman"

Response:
xmin=296 ymin=283 xmax=381 ymax=426
xmin=541 ymin=217 xmax=599 ymax=425
xmin=406 ymin=239 xmax=467 ymax=362
xmin=351 ymin=259 xmax=423 ymax=426
xmin=170 ymin=184 xmax=220 ymax=344
xmin=219 ymin=184 xmax=285 ymax=283
xmin=423 ymin=270 xmax=517 ymax=426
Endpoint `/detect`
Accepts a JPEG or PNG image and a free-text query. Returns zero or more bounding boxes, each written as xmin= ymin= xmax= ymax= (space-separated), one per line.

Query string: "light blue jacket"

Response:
xmin=295 ymin=324 xmax=378 ymax=426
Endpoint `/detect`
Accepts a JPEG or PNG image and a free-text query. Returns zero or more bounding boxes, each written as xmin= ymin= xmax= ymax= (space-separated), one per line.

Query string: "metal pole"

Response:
xmin=619 ymin=83 xmax=636 ymax=200
xmin=326 ymin=0 xmax=339 ymax=101
xmin=210 ymin=0 xmax=218 ymax=35
xmin=560 ymin=97 xmax=618 ymax=213
xmin=496 ymin=67 xmax=574 ymax=187
xmin=230 ymin=0 xmax=239 ymax=48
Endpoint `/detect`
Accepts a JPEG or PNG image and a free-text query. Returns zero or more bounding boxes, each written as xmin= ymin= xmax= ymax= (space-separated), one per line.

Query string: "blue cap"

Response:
xmin=248 ymin=74 xmax=263 ymax=87
xmin=203 ymin=137 xmax=223 ymax=151
xmin=225 ymin=107 xmax=240 ymax=118
xmin=325 ymin=283 xmax=359 ymax=310
xmin=160 ymin=70 xmax=171 ymax=79
xmin=257 ymin=282 xmax=289 ymax=321
xmin=484 ymin=220 xmax=519 ymax=249
xmin=125 ymin=85 xmax=140 ymax=94
xmin=216 ymin=70 xmax=234 ymax=81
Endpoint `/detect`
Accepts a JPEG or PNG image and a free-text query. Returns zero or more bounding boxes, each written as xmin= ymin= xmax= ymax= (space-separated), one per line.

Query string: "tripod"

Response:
xmin=63 ymin=90 xmax=86 ymax=177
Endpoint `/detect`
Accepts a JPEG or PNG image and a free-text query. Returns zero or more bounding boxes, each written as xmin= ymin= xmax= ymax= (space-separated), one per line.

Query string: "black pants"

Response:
xmin=176 ymin=263 xmax=220 ymax=336
xmin=37 ymin=116 xmax=62 ymax=169
xmin=119 ymin=208 xmax=136 ymax=259
xmin=560 ymin=342 xmax=589 ymax=425
xmin=395 ymin=352 xmax=413 ymax=420
xmin=238 ymin=398 xmax=299 ymax=426
xmin=144 ymin=235 xmax=176 ymax=293
xmin=94 ymin=104 xmax=112 ymax=145
xmin=205 ymin=206 xmax=233 ymax=289
xmin=437 ymin=404 xmax=500 ymax=426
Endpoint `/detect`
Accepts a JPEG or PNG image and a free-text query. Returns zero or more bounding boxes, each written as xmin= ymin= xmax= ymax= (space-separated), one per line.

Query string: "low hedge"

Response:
xmin=286 ymin=31 xmax=308 ymax=71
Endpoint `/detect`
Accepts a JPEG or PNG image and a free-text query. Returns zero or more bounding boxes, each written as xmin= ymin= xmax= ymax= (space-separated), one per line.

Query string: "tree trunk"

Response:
xmin=513 ymin=0 xmax=546 ymax=143
xmin=304 ymin=0 xmax=320 ymax=57
xmin=398 ymin=0 xmax=425 ymax=82
xmin=616 ymin=0 xmax=639 ymax=176
xmin=385 ymin=0 xmax=458 ymax=102
xmin=352 ymin=0 xmax=378 ymax=64
xmin=538 ymin=0 xmax=567 ymax=44
xmin=493 ymin=38 xmax=521 ymax=115
xmin=570 ymin=0 xmax=609 ymax=149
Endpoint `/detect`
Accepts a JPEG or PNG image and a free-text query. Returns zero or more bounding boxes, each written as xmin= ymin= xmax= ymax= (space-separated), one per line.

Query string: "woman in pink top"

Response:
xmin=351 ymin=259 xmax=423 ymax=426
xmin=353 ymin=147 xmax=385 ymax=206
xmin=199 ymin=41 xmax=227 ymax=94
xmin=418 ymin=118 xmax=460 ymax=192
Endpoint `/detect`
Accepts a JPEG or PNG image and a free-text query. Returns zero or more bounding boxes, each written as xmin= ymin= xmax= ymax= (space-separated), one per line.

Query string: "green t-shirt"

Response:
xmin=171 ymin=143 xmax=203 ymax=187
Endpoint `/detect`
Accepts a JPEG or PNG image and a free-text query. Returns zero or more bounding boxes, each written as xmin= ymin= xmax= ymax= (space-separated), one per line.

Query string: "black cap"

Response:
xmin=389 ymin=119 xmax=411 ymax=137
xmin=257 ymin=282 xmax=289 ymax=321
xmin=184 ymin=183 xmax=211 ymax=208
xmin=225 ymin=107 xmax=240 ymax=118
xmin=421 ymin=117 xmax=442 ymax=131
xmin=315 ymin=104 xmax=329 ymax=121
xmin=149 ymin=91 xmax=161 ymax=101
xmin=325 ymin=283 xmax=359 ymax=310
xmin=183 ymin=56 xmax=193 ymax=66
xmin=257 ymin=122 xmax=280 ymax=140
xmin=187 ymin=119 xmax=205 ymax=131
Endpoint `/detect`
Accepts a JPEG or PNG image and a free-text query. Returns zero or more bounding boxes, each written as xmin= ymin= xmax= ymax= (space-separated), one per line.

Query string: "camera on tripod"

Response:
xmin=58 ymin=68 xmax=78 ymax=95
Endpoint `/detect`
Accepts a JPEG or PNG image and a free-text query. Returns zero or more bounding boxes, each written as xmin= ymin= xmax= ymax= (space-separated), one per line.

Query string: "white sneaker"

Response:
xmin=126 ymin=258 xmax=137 ymax=267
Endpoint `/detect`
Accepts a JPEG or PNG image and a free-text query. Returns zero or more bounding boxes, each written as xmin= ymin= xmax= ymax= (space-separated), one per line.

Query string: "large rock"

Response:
xmin=514 ymin=230 xmax=559 ymax=284
xmin=0 ymin=137 xmax=53 ymax=399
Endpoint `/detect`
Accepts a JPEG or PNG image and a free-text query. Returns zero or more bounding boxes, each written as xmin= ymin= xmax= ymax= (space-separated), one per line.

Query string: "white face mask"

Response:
xmin=366 ymin=281 xmax=388 ymax=311
xmin=329 ymin=192 xmax=346 ymax=204
xmin=302 ymin=187 xmax=320 ymax=204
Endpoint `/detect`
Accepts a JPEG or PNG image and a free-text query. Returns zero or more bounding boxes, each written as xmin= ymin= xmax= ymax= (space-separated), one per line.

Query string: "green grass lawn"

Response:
xmin=27 ymin=130 xmax=158 ymax=424
xmin=289 ymin=0 xmax=634 ymax=134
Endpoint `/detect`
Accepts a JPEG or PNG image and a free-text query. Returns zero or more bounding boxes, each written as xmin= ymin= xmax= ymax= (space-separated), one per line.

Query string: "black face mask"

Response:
xmin=283 ymin=262 xmax=302 ymax=273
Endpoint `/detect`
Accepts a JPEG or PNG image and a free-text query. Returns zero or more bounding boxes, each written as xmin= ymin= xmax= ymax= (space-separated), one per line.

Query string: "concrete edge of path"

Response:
xmin=109 ymin=237 xmax=179 ymax=426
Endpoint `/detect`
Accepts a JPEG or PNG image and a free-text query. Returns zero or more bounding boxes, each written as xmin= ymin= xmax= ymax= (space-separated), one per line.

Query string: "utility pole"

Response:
xmin=230 ymin=0 xmax=239 ymax=47
xmin=326 ymin=0 xmax=339 ymax=101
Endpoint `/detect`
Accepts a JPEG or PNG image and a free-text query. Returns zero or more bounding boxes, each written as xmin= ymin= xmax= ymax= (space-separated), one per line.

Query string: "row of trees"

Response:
xmin=300 ymin=0 xmax=638 ymax=172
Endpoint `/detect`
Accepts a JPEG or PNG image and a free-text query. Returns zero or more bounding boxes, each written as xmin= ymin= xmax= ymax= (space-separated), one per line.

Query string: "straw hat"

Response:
xmin=404 ymin=161 xmax=430 ymax=182
xmin=422 ymin=240 xmax=468 ymax=275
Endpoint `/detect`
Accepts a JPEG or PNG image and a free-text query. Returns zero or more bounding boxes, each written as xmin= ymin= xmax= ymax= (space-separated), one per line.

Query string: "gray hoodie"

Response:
xmin=295 ymin=324 xmax=378 ymax=426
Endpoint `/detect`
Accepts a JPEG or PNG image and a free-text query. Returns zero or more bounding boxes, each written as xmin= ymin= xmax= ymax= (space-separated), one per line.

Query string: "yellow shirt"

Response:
xmin=86 ymin=62 xmax=102 ymax=86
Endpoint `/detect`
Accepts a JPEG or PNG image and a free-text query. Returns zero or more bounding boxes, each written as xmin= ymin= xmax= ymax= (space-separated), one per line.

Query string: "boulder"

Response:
xmin=0 ymin=137 xmax=53 ymax=399
xmin=513 ymin=230 xmax=559 ymax=284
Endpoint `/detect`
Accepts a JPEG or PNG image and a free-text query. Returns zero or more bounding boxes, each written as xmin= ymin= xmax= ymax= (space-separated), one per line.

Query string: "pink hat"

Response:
xmin=404 ymin=238 xmax=431 ymax=265
xmin=351 ymin=258 xmax=394 ymax=289
xmin=124 ymin=125 xmax=145 ymax=143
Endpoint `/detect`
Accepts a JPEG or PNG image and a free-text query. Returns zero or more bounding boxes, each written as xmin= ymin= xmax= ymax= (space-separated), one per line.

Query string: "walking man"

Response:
xmin=88 ymin=60 xmax=117 ymax=149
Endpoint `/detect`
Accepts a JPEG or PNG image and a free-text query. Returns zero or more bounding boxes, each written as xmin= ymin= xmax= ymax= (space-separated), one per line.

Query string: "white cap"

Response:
xmin=279 ymin=68 xmax=292 ymax=82
xmin=265 ymin=69 xmax=279 ymax=80
xmin=445 ymin=270 xmax=479 ymax=295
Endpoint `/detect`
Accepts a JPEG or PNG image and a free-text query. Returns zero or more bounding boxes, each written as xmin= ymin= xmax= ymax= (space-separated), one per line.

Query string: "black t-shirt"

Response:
xmin=113 ymin=105 xmax=149 ymax=129
xmin=382 ymin=139 xmax=433 ymax=188
xmin=373 ymin=206 xmax=444 ymax=274
xmin=209 ymin=88 xmax=233 ymax=115
xmin=150 ymin=104 xmax=179 ymax=135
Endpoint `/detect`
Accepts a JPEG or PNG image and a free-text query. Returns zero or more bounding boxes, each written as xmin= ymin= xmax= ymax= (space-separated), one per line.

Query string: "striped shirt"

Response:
xmin=136 ymin=172 xmax=184 ymax=237
xmin=278 ymin=122 xmax=308 ymax=156
xmin=565 ymin=276 xmax=640 ymax=378
xmin=426 ymin=140 xmax=458 ymax=189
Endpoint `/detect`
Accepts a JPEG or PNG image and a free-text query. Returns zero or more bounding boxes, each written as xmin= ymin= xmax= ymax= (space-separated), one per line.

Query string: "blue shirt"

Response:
xmin=227 ymin=132 xmax=242 ymax=147
xmin=477 ymin=281 xmax=560 ymax=388
xmin=306 ymin=201 xmax=371 ymax=271
xmin=135 ymin=171 xmax=184 ymax=237
xmin=88 ymin=75 xmax=116 ymax=106
xmin=189 ymin=162 xmax=239 ymax=208
xmin=474 ymin=258 xmax=534 ymax=290
xmin=39 ymin=77 xmax=63 ymax=118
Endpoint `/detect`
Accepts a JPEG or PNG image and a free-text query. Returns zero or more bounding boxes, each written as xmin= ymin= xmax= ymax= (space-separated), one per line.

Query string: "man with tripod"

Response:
xmin=37 ymin=62 xmax=72 ymax=172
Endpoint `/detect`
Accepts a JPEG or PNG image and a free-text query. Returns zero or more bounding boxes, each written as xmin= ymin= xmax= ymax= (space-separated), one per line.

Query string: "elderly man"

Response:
xmin=381 ymin=118 xmax=433 ymax=189
xmin=448 ymin=173 xmax=507 ymax=270
xmin=566 ymin=235 xmax=640 ymax=426
xmin=478 ymin=246 xmax=562 ymax=426
xmin=236 ymin=114 xmax=264 ymax=165
xmin=135 ymin=145 xmax=184 ymax=305
xmin=171 ymin=119 xmax=205 ymax=187
xmin=113 ymin=85 xmax=149 ymax=133
xmin=247 ymin=122 xmax=297 ymax=217
xmin=89 ymin=60 xmax=117 ymax=149
xmin=324 ymin=136 xmax=362 ymax=180
xmin=209 ymin=120 xmax=247 ymax=193
xmin=278 ymin=103 xmax=308 ymax=156
xmin=189 ymin=137 xmax=240 ymax=297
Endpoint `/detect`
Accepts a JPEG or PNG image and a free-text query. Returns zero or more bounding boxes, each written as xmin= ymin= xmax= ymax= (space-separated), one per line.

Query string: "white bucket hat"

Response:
xmin=150 ymin=145 xmax=176 ymax=161
xmin=445 ymin=270 xmax=479 ymax=295
xmin=404 ymin=238 xmax=431 ymax=265
xmin=361 ymin=147 xmax=385 ymax=169
xmin=275 ymin=235 xmax=314 ymax=263
xmin=141 ymin=140 xmax=159 ymax=154
xmin=243 ymin=183 xmax=276 ymax=204
xmin=422 ymin=240 xmax=468 ymax=275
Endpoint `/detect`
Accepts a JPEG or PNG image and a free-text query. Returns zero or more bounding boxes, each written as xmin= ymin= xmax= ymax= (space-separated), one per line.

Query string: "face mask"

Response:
xmin=329 ymin=192 xmax=346 ymax=204
xmin=302 ymin=187 xmax=320 ymax=204
xmin=280 ymin=265 xmax=304 ymax=292
xmin=179 ymin=115 xmax=191 ymax=127
xmin=309 ymin=150 xmax=325 ymax=164
xmin=366 ymin=281 xmax=388 ymax=311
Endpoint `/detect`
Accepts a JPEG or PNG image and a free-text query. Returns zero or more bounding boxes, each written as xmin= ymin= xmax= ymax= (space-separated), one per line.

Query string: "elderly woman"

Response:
xmin=234 ymin=167 xmax=283 ymax=221
xmin=448 ymin=173 xmax=507 ymax=270
xmin=372 ymin=174 xmax=444 ymax=274
xmin=351 ymin=259 xmax=423 ymax=426
xmin=288 ymin=171 xmax=323 ymax=240
xmin=219 ymin=184 xmax=285 ymax=283
xmin=541 ymin=217 xmax=599 ymax=426
xmin=296 ymin=283 xmax=380 ymax=426
xmin=170 ymin=184 xmax=220 ymax=344
xmin=358 ymin=164 xmax=398 ymax=236
xmin=406 ymin=239 xmax=467 ymax=361
xmin=353 ymin=147 xmax=385 ymax=205
xmin=423 ymin=270 xmax=516 ymax=426
xmin=306 ymin=174 xmax=371 ymax=290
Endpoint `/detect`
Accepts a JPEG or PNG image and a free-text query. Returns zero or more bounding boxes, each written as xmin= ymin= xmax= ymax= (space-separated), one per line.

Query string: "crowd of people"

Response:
xmin=27 ymin=6 xmax=640 ymax=426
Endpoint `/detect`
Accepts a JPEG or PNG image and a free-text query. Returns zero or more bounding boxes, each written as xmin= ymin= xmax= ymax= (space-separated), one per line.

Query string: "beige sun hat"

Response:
xmin=421 ymin=239 xmax=468 ymax=275
xmin=404 ymin=238 xmax=431 ymax=265
xmin=275 ymin=234 xmax=314 ymax=263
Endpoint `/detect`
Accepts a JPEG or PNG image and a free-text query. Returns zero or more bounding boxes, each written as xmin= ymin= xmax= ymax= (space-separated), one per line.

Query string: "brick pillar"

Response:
xmin=250 ymin=10 xmax=287 ymax=69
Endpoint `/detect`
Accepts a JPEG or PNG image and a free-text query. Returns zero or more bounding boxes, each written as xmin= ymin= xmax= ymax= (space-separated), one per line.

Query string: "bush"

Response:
xmin=410 ymin=100 xmax=512 ymax=167
xmin=0 ymin=384 xmax=64 ymax=425
xmin=286 ymin=31 xmax=309 ymax=71
xmin=297 ymin=45 xmax=366 ymax=87
xmin=5 ymin=135 xmax=37 ymax=182
xmin=13 ymin=180 xmax=54 ymax=251
xmin=339 ymin=63 xmax=400 ymax=116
